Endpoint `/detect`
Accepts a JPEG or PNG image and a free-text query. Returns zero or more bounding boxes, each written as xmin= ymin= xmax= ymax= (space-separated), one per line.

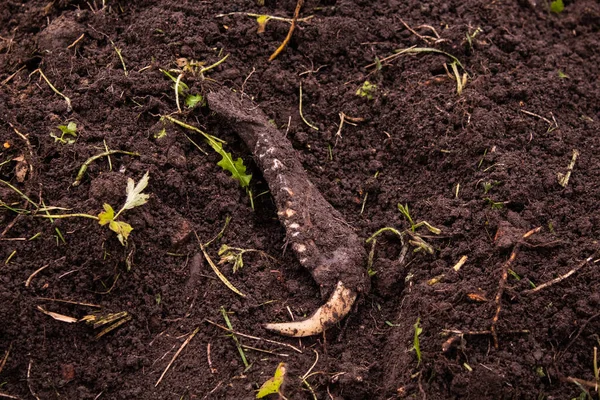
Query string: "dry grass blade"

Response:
xmin=0 ymin=343 xmax=11 ymax=375
xmin=205 ymin=319 xmax=303 ymax=353
xmin=0 ymin=392 xmax=21 ymax=399
xmin=522 ymin=256 xmax=596 ymax=295
xmin=36 ymin=306 xmax=78 ymax=323
xmin=195 ymin=232 xmax=246 ymax=298
xmin=25 ymin=264 xmax=49 ymax=287
xmin=155 ymin=327 xmax=199 ymax=387
xmin=269 ymin=0 xmax=304 ymax=61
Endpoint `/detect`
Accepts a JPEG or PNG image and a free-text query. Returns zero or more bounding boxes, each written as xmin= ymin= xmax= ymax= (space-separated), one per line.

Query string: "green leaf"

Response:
xmin=550 ymin=0 xmax=564 ymax=13
xmin=208 ymin=140 xmax=252 ymax=189
xmin=557 ymin=70 xmax=569 ymax=79
xmin=256 ymin=15 xmax=270 ymax=33
xmin=185 ymin=94 xmax=204 ymax=108
xmin=256 ymin=362 xmax=286 ymax=398
xmin=98 ymin=203 xmax=115 ymax=226
xmin=356 ymin=81 xmax=377 ymax=100
xmin=122 ymin=171 xmax=150 ymax=210
xmin=412 ymin=317 xmax=423 ymax=366
xmin=58 ymin=122 xmax=77 ymax=136
xmin=109 ymin=220 xmax=133 ymax=245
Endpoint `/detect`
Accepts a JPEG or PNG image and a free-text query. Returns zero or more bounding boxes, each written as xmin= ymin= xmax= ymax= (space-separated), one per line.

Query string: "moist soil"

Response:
xmin=1 ymin=1 xmax=600 ymax=399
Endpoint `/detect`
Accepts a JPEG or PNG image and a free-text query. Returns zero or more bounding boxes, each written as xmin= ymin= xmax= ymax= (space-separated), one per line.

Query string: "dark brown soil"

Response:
xmin=1 ymin=0 xmax=600 ymax=399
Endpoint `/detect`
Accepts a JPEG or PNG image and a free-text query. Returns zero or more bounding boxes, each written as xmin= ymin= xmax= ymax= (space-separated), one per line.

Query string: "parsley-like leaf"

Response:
xmin=208 ymin=140 xmax=252 ymax=189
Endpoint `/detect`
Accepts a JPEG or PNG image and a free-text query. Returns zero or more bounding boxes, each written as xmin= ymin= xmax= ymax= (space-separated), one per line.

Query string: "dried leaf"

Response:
xmin=109 ymin=220 xmax=133 ymax=245
xmin=256 ymin=362 xmax=286 ymax=398
xmin=37 ymin=306 xmax=78 ymax=323
xmin=123 ymin=171 xmax=150 ymax=210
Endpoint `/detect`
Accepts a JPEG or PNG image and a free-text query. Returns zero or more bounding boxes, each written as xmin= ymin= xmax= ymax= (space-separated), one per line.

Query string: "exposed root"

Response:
xmin=522 ymin=255 xmax=597 ymax=295
xmin=491 ymin=226 xmax=540 ymax=348
xmin=264 ymin=281 xmax=356 ymax=337
xmin=208 ymin=88 xmax=369 ymax=337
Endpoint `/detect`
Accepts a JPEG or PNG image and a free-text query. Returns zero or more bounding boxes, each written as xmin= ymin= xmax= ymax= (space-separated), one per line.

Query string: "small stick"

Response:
xmin=155 ymin=327 xmax=199 ymax=387
xmin=175 ymin=73 xmax=184 ymax=113
xmin=0 ymin=392 xmax=20 ymax=399
xmin=491 ymin=227 xmax=540 ymax=348
xmin=205 ymin=319 xmax=303 ymax=353
xmin=216 ymin=12 xmax=314 ymax=24
xmin=67 ymin=33 xmax=85 ymax=49
xmin=207 ymin=343 xmax=217 ymax=373
xmin=25 ymin=264 xmax=50 ymax=287
xmin=522 ymin=256 xmax=595 ymax=295
xmin=7 ymin=122 xmax=34 ymax=178
xmin=34 ymin=297 xmax=101 ymax=308
xmin=0 ymin=343 xmax=11 ymax=375
xmin=1 ymin=65 xmax=25 ymax=85
xmin=269 ymin=0 xmax=304 ymax=61
xmin=27 ymin=360 xmax=41 ymax=400
xmin=30 ymin=69 xmax=72 ymax=112
xmin=557 ymin=149 xmax=580 ymax=188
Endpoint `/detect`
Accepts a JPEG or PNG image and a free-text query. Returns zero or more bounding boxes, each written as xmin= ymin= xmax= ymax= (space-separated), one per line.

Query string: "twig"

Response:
xmin=0 ymin=392 xmax=20 ymax=399
xmin=0 ymin=343 xmax=11 ymax=375
xmin=34 ymin=297 xmax=101 ymax=308
xmin=491 ymin=227 xmax=540 ymax=348
xmin=269 ymin=0 xmax=304 ymax=61
xmin=7 ymin=122 xmax=34 ymax=178
xmin=557 ymin=149 xmax=580 ymax=188
xmin=522 ymin=256 xmax=595 ymax=295
xmin=207 ymin=343 xmax=217 ymax=373
xmin=1 ymin=65 xmax=26 ymax=85
xmin=27 ymin=360 xmax=41 ymax=400
xmin=155 ymin=327 xmax=199 ymax=387
xmin=205 ymin=319 xmax=303 ymax=353
xmin=67 ymin=33 xmax=85 ymax=49
xmin=25 ymin=264 xmax=50 ymax=287
xmin=398 ymin=18 xmax=438 ymax=43
xmin=558 ymin=312 xmax=600 ymax=360
xmin=299 ymin=82 xmax=319 ymax=131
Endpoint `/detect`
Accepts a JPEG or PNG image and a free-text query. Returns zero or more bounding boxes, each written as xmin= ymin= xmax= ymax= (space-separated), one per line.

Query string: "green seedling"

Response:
xmin=50 ymin=122 xmax=77 ymax=144
xmin=465 ymin=27 xmax=482 ymax=50
xmin=221 ymin=307 xmax=250 ymax=369
xmin=73 ymin=149 xmax=139 ymax=186
xmin=447 ymin=61 xmax=467 ymax=95
xmin=558 ymin=70 xmax=569 ymax=79
xmin=411 ymin=317 xmax=423 ymax=367
xmin=162 ymin=116 xmax=253 ymax=207
xmin=218 ymin=244 xmax=275 ymax=273
xmin=216 ymin=12 xmax=314 ymax=34
xmin=97 ymin=171 xmax=150 ymax=245
xmin=356 ymin=81 xmax=377 ymax=100
xmin=160 ymin=69 xmax=205 ymax=111
xmin=110 ymin=40 xmax=127 ymax=76
xmin=484 ymin=198 xmax=505 ymax=210
xmin=256 ymin=362 xmax=287 ymax=398
xmin=550 ymin=0 xmax=564 ymax=13
xmin=397 ymin=204 xmax=441 ymax=234
xmin=38 ymin=172 xmax=150 ymax=246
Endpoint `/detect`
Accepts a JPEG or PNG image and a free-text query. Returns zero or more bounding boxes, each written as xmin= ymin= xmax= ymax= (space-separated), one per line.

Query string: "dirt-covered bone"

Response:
xmin=207 ymin=88 xmax=370 ymax=337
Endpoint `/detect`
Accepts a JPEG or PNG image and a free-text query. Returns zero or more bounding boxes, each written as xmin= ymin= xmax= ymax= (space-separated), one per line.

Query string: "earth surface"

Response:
xmin=1 ymin=0 xmax=600 ymax=399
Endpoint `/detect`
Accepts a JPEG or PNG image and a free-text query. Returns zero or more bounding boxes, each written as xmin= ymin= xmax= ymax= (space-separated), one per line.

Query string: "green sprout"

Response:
xmin=397 ymin=203 xmax=441 ymax=234
xmin=411 ymin=317 xmax=423 ymax=366
xmin=550 ymin=0 xmax=564 ymax=13
xmin=50 ymin=122 xmax=77 ymax=144
xmin=356 ymin=81 xmax=377 ymax=100
xmin=256 ymin=362 xmax=286 ymax=398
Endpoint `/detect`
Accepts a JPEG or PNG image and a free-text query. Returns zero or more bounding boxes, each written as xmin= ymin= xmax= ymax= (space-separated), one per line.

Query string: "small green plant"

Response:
xmin=397 ymin=204 xmax=441 ymax=234
xmin=411 ymin=317 xmax=423 ymax=366
xmin=160 ymin=69 xmax=205 ymax=110
xmin=98 ymin=171 xmax=150 ymax=245
xmin=558 ymin=70 xmax=569 ymax=79
xmin=218 ymin=244 xmax=275 ymax=273
xmin=256 ymin=362 xmax=287 ymax=398
xmin=356 ymin=81 xmax=377 ymax=100
xmin=465 ymin=27 xmax=482 ymax=50
xmin=550 ymin=0 xmax=564 ymax=13
xmin=50 ymin=122 xmax=77 ymax=144
xmin=162 ymin=116 xmax=253 ymax=207
xmin=484 ymin=198 xmax=505 ymax=210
